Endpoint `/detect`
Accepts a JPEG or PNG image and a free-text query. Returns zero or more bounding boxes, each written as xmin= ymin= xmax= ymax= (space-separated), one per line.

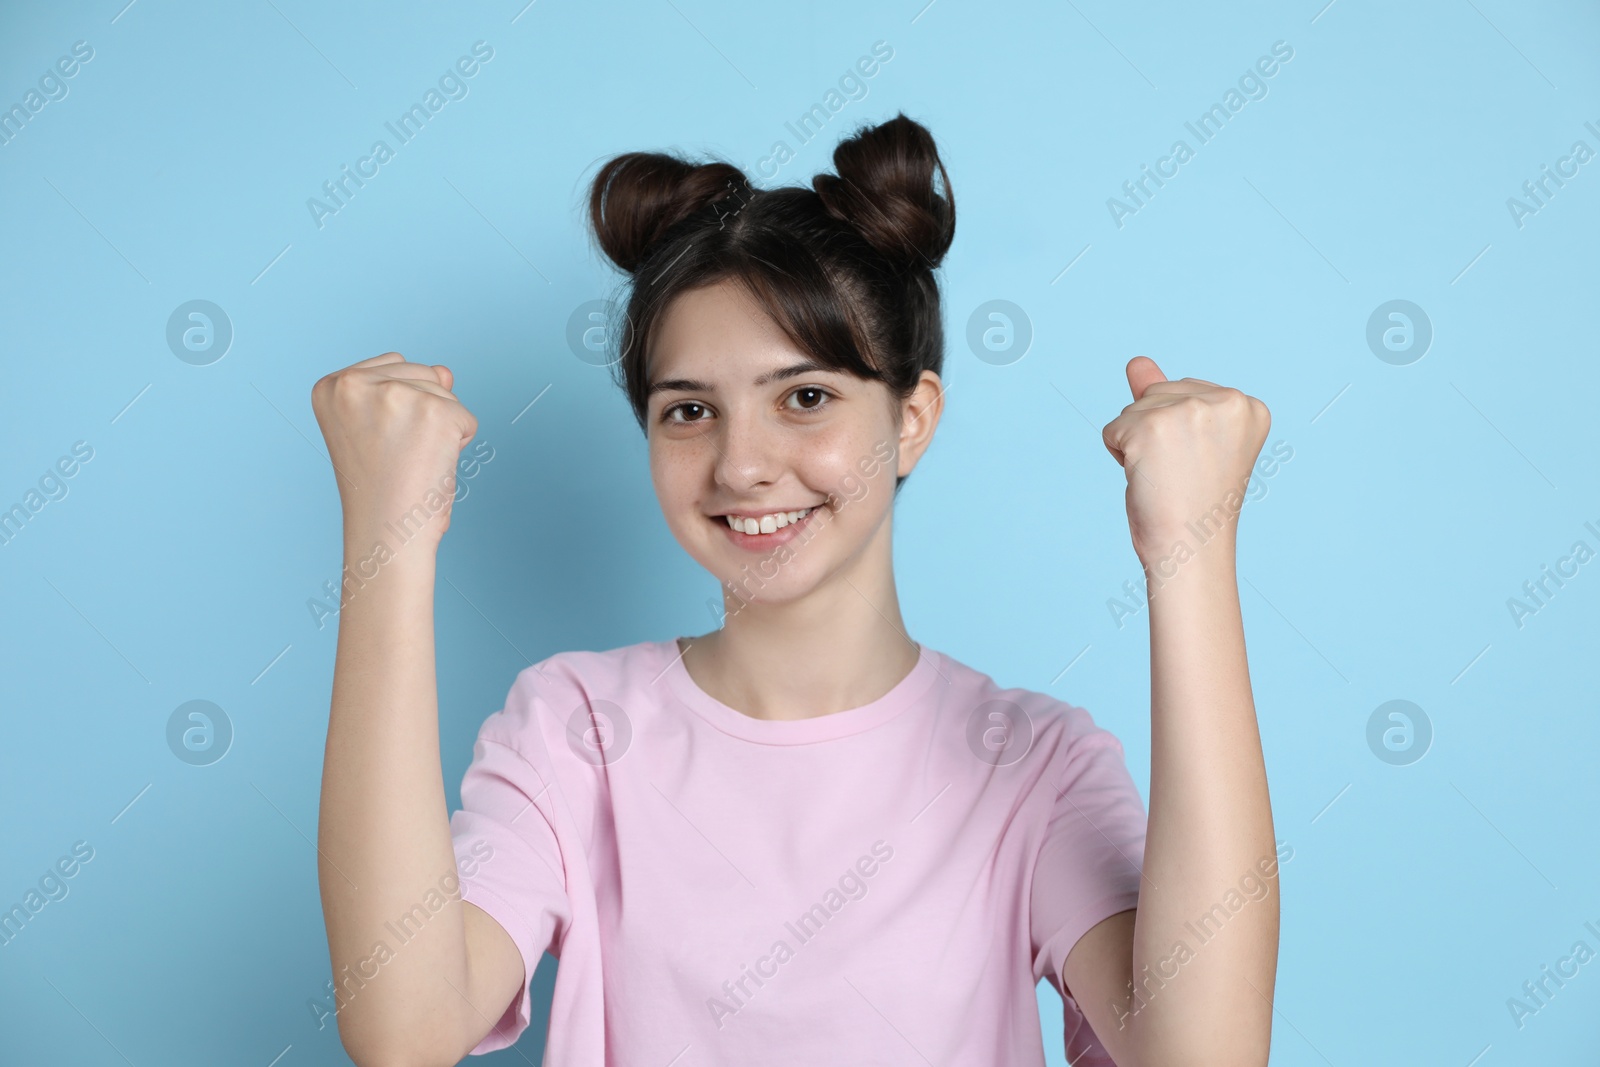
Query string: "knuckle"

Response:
xmin=376 ymin=381 xmax=412 ymax=411
xmin=423 ymin=396 xmax=455 ymax=426
xmin=326 ymin=377 xmax=360 ymax=412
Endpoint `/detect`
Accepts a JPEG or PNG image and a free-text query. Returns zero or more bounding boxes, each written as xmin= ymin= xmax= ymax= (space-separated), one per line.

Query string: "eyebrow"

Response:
xmin=646 ymin=359 xmax=839 ymax=399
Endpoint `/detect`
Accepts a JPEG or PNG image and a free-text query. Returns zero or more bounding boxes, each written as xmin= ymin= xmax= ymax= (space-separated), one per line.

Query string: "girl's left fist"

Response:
xmin=1100 ymin=356 xmax=1271 ymax=568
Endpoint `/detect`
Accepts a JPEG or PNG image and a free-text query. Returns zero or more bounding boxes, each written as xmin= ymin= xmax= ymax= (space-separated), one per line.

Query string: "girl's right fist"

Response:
xmin=310 ymin=352 xmax=479 ymax=548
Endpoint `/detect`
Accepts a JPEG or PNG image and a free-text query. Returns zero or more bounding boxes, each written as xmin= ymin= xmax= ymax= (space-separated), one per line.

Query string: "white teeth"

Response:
xmin=725 ymin=507 xmax=812 ymax=534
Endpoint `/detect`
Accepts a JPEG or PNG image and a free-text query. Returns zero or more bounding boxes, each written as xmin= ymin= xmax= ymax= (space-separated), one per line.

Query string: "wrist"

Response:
xmin=1142 ymin=550 xmax=1243 ymax=631
xmin=1136 ymin=528 xmax=1237 ymax=583
xmin=342 ymin=506 xmax=445 ymax=556
xmin=340 ymin=524 xmax=439 ymax=581
xmin=330 ymin=534 xmax=436 ymax=622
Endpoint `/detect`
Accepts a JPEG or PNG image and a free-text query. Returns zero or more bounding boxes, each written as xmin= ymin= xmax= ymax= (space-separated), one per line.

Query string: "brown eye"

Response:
xmin=662 ymin=402 xmax=710 ymax=424
xmin=788 ymin=387 xmax=834 ymax=413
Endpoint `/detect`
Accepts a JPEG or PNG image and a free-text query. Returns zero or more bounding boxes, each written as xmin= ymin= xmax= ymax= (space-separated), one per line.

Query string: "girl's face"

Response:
xmin=645 ymin=278 xmax=941 ymax=609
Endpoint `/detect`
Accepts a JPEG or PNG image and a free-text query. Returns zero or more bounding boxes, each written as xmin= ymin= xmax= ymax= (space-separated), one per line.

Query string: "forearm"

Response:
xmin=1125 ymin=543 xmax=1278 ymax=1065
xmin=316 ymin=530 xmax=471 ymax=1064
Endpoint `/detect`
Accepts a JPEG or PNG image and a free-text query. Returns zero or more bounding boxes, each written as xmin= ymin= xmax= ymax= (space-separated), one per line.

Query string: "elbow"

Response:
xmin=336 ymin=1012 xmax=460 ymax=1067
xmin=340 ymin=1041 xmax=456 ymax=1067
xmin=1118 ymin=1025 xmax=1271 ymax=1067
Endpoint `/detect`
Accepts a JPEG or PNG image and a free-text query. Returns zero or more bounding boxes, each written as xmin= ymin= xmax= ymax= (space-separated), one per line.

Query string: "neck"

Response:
xmin=678 ymin=516 xmax=918 ymax=721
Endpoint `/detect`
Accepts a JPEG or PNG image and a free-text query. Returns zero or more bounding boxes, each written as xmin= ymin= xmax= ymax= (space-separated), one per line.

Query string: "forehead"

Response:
xmin=647 ymin=279 xmax=802 ymax=382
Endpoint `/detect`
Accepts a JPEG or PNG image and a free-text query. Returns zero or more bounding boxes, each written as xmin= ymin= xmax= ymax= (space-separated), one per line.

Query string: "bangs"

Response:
xmin=619 ymin=193 xmax=892 ymax=422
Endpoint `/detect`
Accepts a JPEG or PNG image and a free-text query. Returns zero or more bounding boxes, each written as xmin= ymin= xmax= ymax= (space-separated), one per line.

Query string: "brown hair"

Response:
xmin=585 ymin=111 xmax=956 ymax=493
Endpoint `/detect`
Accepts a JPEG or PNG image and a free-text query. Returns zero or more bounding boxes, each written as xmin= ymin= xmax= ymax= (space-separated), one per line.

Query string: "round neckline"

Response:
xmin=662 ymin=636 xmax=942 ymax=744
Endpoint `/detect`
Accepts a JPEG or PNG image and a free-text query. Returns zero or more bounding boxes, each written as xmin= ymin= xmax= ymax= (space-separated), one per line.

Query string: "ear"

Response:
xmin=895 ymin=370 xmax=946 ymax=479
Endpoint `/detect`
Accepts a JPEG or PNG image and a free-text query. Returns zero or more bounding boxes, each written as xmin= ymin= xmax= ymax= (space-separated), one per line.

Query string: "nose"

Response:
xmin=711 ymin=403 xmax=782 ymax=492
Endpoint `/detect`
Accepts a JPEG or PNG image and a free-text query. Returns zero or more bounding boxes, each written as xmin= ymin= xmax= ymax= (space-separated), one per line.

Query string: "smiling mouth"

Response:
xmin=716 ymin=506 xmax=818 ymax=536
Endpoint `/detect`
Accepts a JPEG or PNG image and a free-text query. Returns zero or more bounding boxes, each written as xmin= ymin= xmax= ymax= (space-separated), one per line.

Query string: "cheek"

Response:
xmin=649 ymin=444 xmax=692 ymax=526
xmin=650 ymin=434 xmax=724 ymax=546
xmin=806 ymin=427 xmax=895 ymax=509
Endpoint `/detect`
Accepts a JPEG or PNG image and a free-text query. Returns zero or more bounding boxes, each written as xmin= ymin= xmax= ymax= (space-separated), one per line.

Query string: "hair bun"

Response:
xmin=589 ymin=154 xmax=750 ymax=274
xmin=812 ymin=112 xmax=955 ymax=271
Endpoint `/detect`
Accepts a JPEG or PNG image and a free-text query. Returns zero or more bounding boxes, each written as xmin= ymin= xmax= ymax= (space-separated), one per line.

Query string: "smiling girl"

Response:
xmin=311 ymin=112 xmax=1279 ymax=1066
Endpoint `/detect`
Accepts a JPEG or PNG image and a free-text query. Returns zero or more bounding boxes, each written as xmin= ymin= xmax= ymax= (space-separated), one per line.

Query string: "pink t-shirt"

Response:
xmin=448 ymin=637 xmax=1146 ymax=1065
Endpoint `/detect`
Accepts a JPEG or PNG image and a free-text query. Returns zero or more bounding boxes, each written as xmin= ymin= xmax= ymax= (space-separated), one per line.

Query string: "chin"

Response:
xmin=691 ymin=546 xmax=834 ymax=607
xmin=719 ymin=578 xmax=826 ymax=615
xmin=673 ymin=501 xmax=867 ymax=599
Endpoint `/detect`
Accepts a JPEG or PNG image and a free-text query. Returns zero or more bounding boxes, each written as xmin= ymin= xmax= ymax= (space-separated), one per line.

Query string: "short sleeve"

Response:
xmin=1030 ymin=725 xmax=1147 ymax=996
xmin=449 ymin=673 xmax=572 ymax=1054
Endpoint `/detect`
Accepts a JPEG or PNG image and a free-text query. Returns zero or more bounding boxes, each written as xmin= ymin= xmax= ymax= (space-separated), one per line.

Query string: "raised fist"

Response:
xmin=310 ymin=352 xmax=479 ymax=551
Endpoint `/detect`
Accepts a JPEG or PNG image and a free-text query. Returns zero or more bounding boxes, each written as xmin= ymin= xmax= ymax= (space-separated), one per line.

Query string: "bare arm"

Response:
xmin=312 ymin=353 xmax=526 ymax=1066
xmin=1065 ymin=554 xmax=1278 ymax=1065
xmin=1066 ymin=357 xmax=1279 ymax=1065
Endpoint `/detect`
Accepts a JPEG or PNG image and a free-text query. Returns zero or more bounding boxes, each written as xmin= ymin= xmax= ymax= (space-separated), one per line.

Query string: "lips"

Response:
xmin=711 ymin=503 xmax=825 ymax=550
xmin=716 ymin=505 xmax=817 ymax=535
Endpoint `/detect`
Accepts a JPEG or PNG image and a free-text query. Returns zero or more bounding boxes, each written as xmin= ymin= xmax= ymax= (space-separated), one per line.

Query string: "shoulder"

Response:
xmin=932 ymin=649 xmax=1130 ymax=770
xmin=476 ymin=637 xmax=674 ymax=750
xmin=512 ymin=638 xmax=669 ymax=698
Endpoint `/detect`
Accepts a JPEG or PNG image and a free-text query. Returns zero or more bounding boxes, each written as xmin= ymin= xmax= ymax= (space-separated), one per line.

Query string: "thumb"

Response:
xmin=1125 ymin=355 xmax=1166 ymax=401
xmin=433 ymin=364 xmax=454 ymax=392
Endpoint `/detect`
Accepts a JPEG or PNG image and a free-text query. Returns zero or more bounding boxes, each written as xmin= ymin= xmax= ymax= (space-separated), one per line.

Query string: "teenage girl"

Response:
xmin=311 ymin=112 xmax=1279 ymax=1066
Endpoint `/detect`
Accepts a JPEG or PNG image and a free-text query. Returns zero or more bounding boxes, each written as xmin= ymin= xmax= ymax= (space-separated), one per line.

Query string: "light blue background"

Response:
xmin=2 ymin=1 xmax=1597 ymax=1063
